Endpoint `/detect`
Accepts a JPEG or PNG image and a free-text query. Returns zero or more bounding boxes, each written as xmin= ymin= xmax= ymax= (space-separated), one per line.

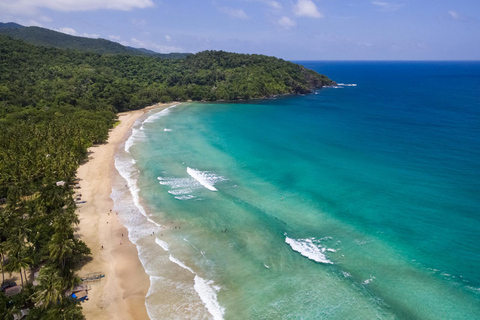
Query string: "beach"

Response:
xmin=75 ymin=103 xmax=176 ymax=320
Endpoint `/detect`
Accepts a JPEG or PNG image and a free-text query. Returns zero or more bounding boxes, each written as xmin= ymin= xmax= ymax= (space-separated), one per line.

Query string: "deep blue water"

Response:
xmin=117 ymin=61 xmax=480 ymax=319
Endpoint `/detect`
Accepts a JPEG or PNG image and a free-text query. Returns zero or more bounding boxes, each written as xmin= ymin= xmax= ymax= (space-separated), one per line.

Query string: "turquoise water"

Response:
xmin=114 ymin=62 xmax=480 ymax=319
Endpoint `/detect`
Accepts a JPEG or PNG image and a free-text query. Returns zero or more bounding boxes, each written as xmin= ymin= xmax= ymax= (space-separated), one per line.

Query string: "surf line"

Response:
xmin=187 ymin=167 xmax=218 ymax=191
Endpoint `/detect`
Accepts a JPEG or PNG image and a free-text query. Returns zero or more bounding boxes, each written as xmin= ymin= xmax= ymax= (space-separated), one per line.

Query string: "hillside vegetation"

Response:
xmin=0 ymin=34 xmax=334 ymax=318
xmin=0 ymin=23 xmax=189 ymax=58
xmin=0 ymin=35 xmax=334 ymax=116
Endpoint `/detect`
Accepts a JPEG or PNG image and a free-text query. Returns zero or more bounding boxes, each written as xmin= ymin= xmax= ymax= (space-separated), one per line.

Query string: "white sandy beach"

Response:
xmin=75 ymin=103 xmax=177 ymax=320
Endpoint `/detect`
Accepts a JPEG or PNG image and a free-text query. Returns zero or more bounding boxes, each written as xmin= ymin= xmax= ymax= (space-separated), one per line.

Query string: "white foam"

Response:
xmin=363 ymin=276 xmax=375 ymax=284
xmin=158 ymin=168 xmax=226 ymax=198
xmin=194 ymin=276 xmax=225 ymax=320
xmin=175 ymin=195 xmax=196 ymax=200
xmin=285 ymin=236 xmax=333 ymax=264
xmin=186 ymin=167 xmax=218 ymax=191
xmin=164 ymin=128 xmax=172 ymax=132
xmin=125 ymin=126 xmax=146 ymax=152
xmin=168 ymin=188 xmax=195 ymax=195
xmin=337 ymin=83 xmax=357 ymax=87
xmin=114 ymin=157 xmax=148 ymax=219
xmin=155 ymin=238 xmax=170 ymax=252
xmin=141 ymin=104 xmax=178 ymax=127
xmin=169 ymin=255 xmax=195 ymax=274
xmin=146 ymin=217 xmax=162 ymax=228
xmin=342 ymin=271 xmax=351 ymax=278
xmin=128 ymin=104 xmax=178 ymax=151
xmin=168 ymin=255 xmax=225 ymax=319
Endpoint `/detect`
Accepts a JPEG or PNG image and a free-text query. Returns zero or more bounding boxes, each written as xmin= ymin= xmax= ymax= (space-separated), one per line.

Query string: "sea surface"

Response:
xmin=112 ymin=61 xmax=480 ymax=319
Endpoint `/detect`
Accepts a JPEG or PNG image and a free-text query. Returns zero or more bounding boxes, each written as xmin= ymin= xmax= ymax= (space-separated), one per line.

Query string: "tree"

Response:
xmin=31 ymin=267 xmax=64 ymax=309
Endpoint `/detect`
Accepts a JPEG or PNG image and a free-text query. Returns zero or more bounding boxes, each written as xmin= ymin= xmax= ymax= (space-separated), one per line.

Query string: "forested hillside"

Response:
xmin=0 ymin=35 xmax=334 ymax=117
xmin=0 ymin=23 xmax=189 ymax=58
xmin=0 ymin=34 xmax=334 ymax=318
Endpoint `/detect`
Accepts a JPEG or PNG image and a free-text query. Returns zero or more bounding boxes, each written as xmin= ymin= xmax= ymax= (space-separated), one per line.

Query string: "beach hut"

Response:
xmin=71 ymin=290 xmax=89 ymax=302
xmin=5 ymin=285 xmax=22 ymax=297
xmin=66 ymin=284 xmax=91 ymax=296
xmin=56 ymin=181 xmax=65 ymax=186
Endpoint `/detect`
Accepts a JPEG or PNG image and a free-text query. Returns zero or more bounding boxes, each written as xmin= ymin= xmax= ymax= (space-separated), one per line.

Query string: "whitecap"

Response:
xmin=155 ymin=238 xmax=170 ymax=252
xmin=187 ymin=167 xmax=219 ymax=191
xmin=158 ymin=168 xmax=226 ymax=197
xmin=194 ymin=276 xmax=225 ymax=320
xmin=175 ymin=195 xmax=196 ymax=200
xmin=168 ymin=255 xmax=225 ymax=319
xmin=363 ymin=276 xmax=375 ymax=284
xmin=285 ymin=236 xmax=333 ymax=264
xmin=169 ymin=255 xmax=195 ymax=274
xmin=141 ymin=104 xmax=179 ymax=129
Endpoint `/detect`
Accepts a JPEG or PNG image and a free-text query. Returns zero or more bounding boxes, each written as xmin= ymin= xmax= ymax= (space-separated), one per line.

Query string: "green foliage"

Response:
xmin=0 ymin=23 xmax=189 ymax=59
xmin=0 ymin=35 xmax=334 ymax=115
xmin=26 ymin=298 xmax=83 ymax=320
xmin=0 ymin=33 xmax=334 ymax=318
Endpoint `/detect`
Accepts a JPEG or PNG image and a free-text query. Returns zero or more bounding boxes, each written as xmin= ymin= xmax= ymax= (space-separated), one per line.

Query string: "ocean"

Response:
xmin=112 ymin=61 xmax=480 ymax=319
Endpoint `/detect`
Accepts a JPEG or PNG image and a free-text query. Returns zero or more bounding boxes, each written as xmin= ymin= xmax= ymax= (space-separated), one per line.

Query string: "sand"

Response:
xmin=75 ymin=103 xmax=177 ymax=320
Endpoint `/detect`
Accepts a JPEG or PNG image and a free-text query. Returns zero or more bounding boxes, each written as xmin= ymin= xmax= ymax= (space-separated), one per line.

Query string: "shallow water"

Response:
xmin=112 ymin=62 xmax=480 ymax=319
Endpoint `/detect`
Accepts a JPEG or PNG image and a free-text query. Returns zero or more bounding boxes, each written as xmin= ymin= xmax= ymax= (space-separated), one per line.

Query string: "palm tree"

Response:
xmin=31 ymin=266 xmax=64 ymax=308
xmin=19 ymin=256 xmax=33 ymax=286
xmin=47 ymin=234 xmax=75 ymax=271
xmin=2 ymin=304 xmax=20 ymax=320
xmin=4 ymin=226 xmax=32 ymax=287
xmin=0 ymin=236 xmax=7 ymax=285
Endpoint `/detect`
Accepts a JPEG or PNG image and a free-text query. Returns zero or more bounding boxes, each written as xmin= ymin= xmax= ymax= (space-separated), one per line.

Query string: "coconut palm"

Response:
xmin=47 ymin=234 xmax=75 ymax=271
xmin=31 ymin=267 xmax=64 ymax=308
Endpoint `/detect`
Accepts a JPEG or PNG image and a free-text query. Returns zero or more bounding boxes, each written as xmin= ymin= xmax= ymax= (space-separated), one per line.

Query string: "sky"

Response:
xmin=0 ymin=0 xmax=479 ymax=60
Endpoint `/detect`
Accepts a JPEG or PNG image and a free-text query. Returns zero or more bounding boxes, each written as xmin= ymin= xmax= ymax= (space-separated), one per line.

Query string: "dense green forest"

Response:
xmin=0 ymin=23 xmax=190 ymax=58
xmin=0 ymin=34 xmax=334 ymax=319
xmin=0 ymin=35 xmax=334 ymax=117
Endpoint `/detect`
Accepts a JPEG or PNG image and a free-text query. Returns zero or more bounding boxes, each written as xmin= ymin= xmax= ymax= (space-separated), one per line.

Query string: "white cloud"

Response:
xmin=219 ymin=7 xmax=249 ymax=19
xmin=0 ymin=14 xmax=51 ymax=27
xmin=448 ymin=10 xmax=460 ymax=19
xmin=57 ymin=27 xmax=78 ymax=36
xmin=26 ymin=20 xmax=43 ymax=27
xmin=130 ymin=37 xmax=184 ymax=53
xmin=278 ymin=16 xmax=297 ymax=29
xmin=83 ymin=32 xmax=100 ymax=38
xmin=371 ymin=2 xmax=404 ymax=12
xmin=55 ymin=27 xmax=99 ymax=38
xmin=258 ymin=0 xmax=282 ymax=9
xmin=293 ymin=0 xmax=324 ymax=18
xmin=0 ymin=0 xmax=154 ymax=14
xmin=165 ymin=35 xmax=171 ymax=42
xmin=108 ymin=35 xmax=121 ymax=40
xmin=447 ymin=10 xmax=467 ymax=21
xmin=267 ymin=1 xmax=282 ymax=9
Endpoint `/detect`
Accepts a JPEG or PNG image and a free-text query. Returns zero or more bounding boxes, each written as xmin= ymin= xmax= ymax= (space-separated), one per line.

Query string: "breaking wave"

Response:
xmin=285 ymin=236 xmax=335 ymax=264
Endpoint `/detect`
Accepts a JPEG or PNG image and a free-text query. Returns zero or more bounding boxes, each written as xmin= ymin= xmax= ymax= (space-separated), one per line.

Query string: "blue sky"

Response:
xmin=1 ymin=0 xmax=478 ymax=60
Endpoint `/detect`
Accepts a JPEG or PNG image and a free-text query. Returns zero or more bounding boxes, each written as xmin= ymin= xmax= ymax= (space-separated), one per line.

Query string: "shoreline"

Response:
xmin=75 ymin=102 xmax=178 ymax=320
